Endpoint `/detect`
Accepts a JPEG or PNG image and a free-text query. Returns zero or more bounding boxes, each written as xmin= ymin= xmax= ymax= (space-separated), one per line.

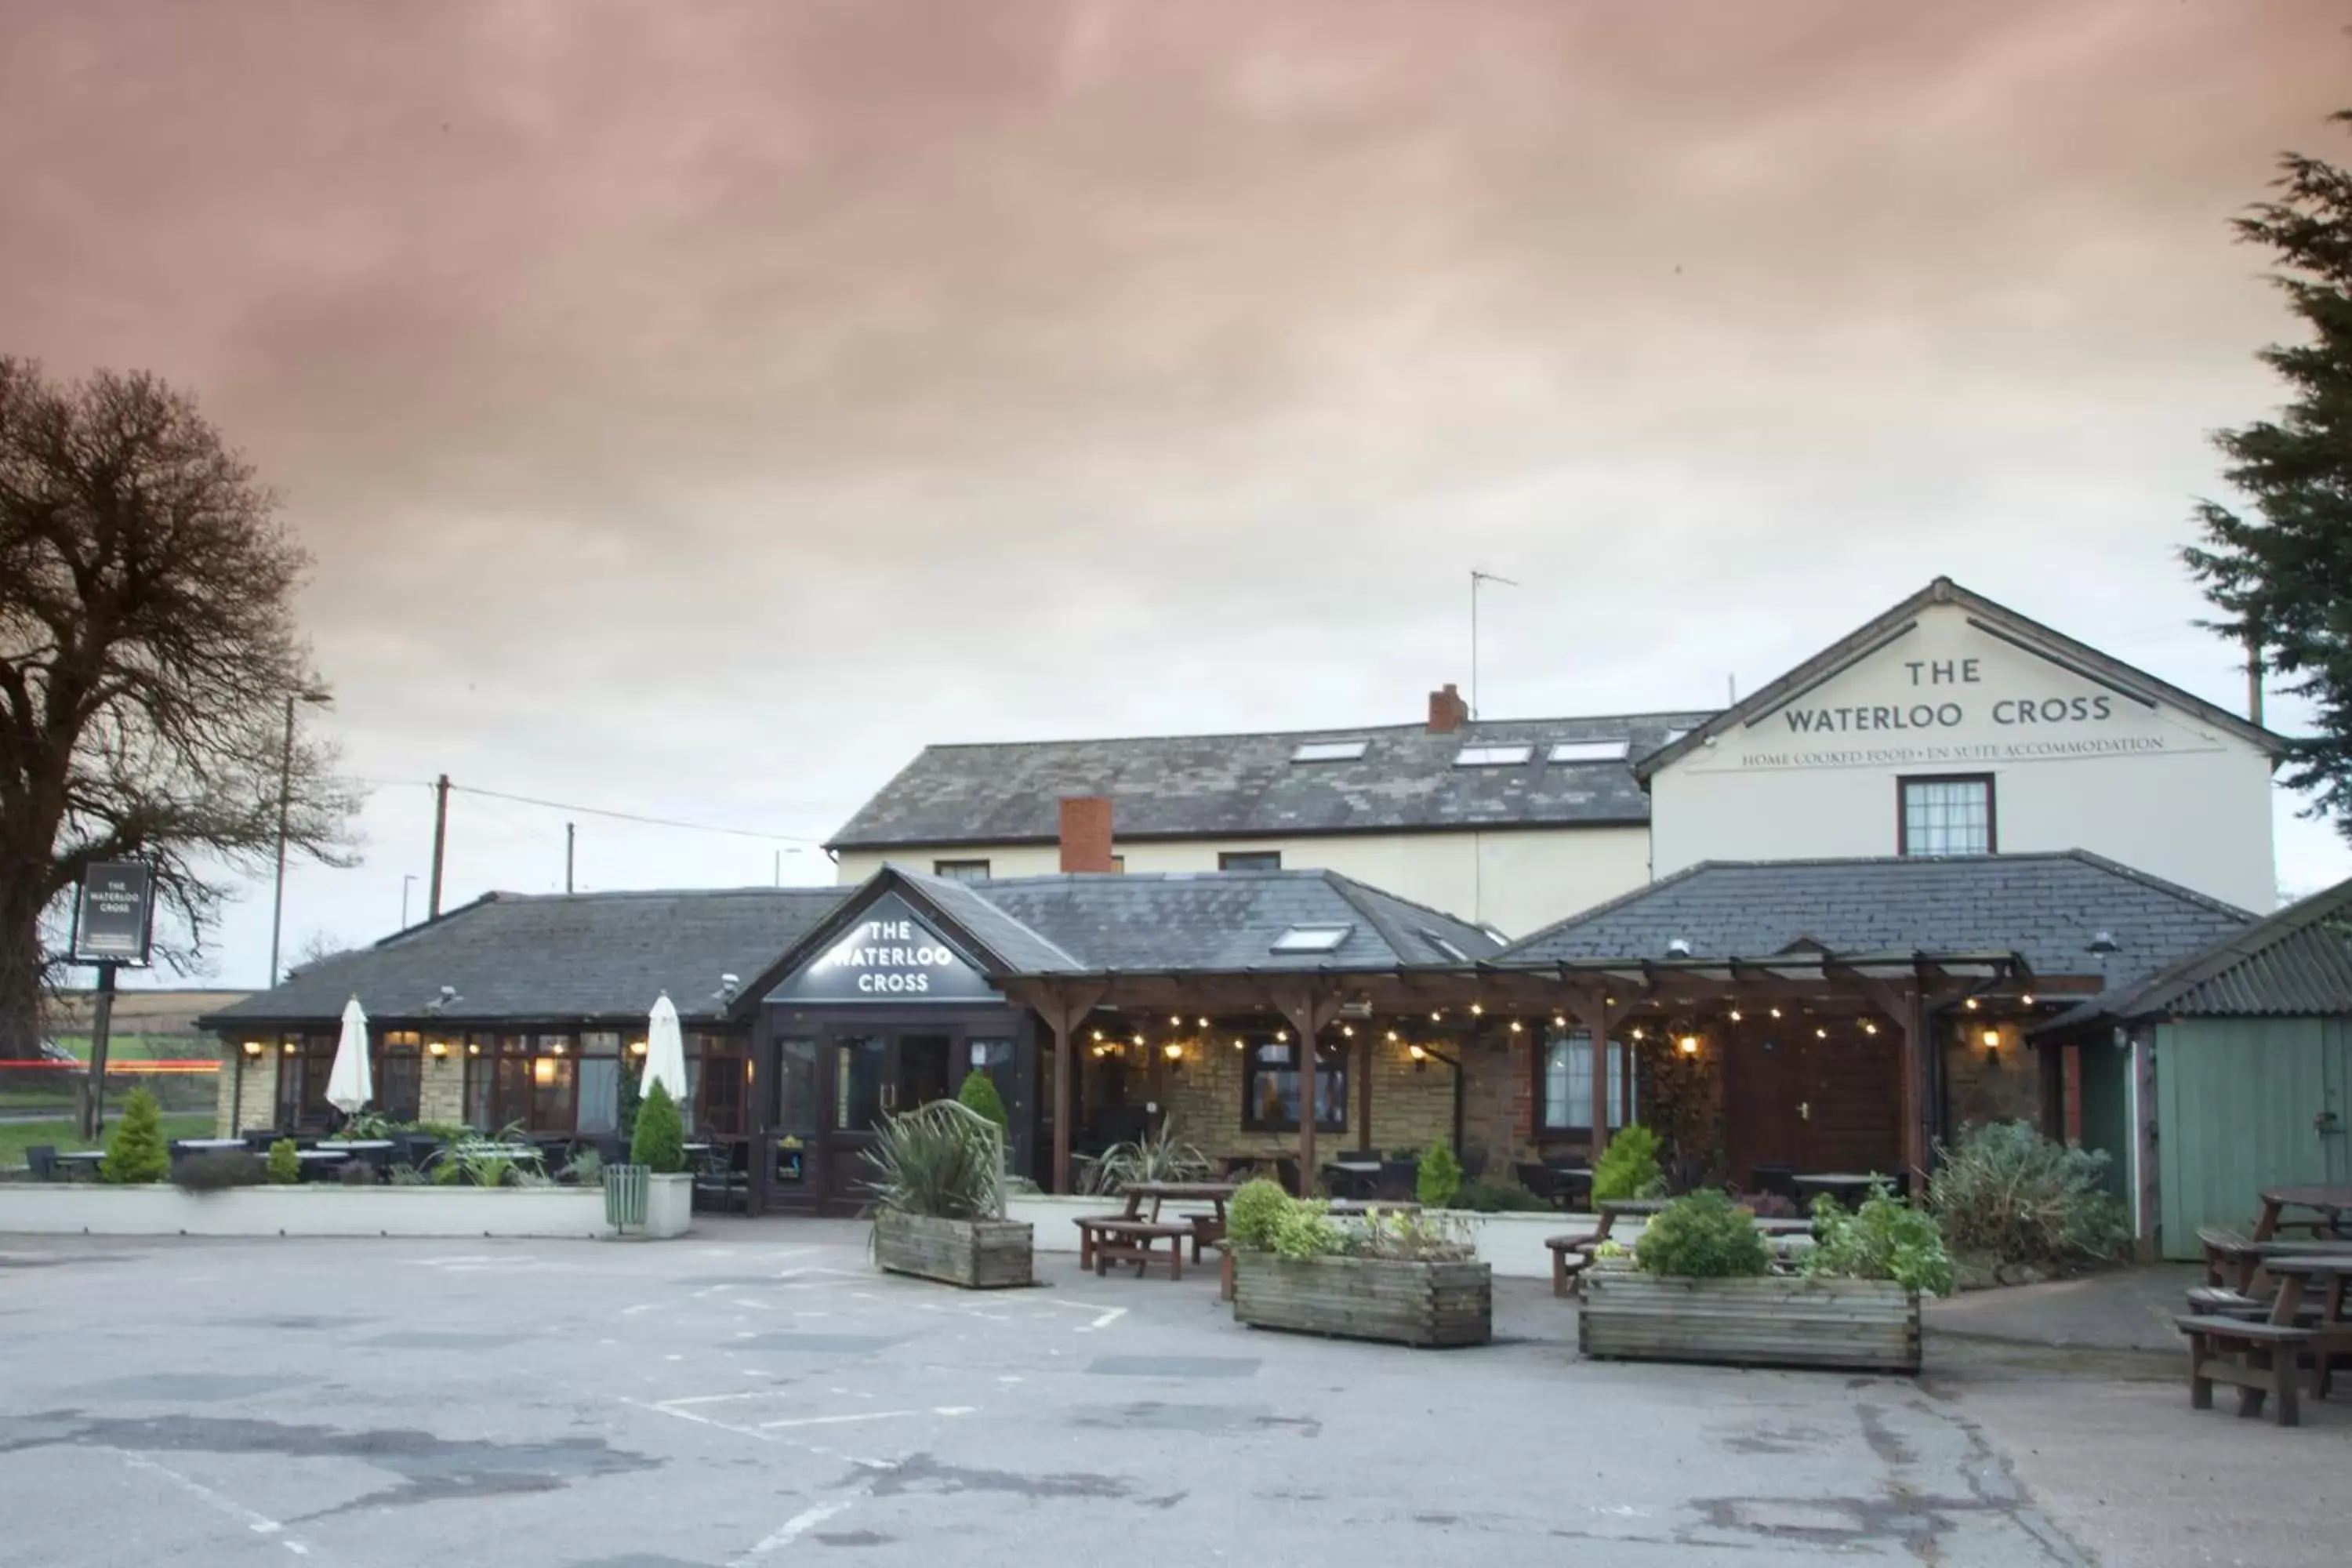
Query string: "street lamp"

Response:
xmin=267 ymin=688 xmax=332 ymax=987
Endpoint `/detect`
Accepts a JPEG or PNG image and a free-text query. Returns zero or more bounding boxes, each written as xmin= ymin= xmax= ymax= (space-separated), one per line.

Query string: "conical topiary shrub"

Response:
xmin=101 ymin=1087 xmax=170 ymax=1185
xmin=631 ymin=1080 xmax=686 ymax=1174
xmin=956 ymin=1068 xmax=1008 ymax=1131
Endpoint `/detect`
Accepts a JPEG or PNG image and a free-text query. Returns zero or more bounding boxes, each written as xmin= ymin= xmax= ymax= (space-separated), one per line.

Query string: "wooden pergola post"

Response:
xmin=1854 ymin=974 xmax=1932 ymax=1188
xmin=1010 ymin=980 xmax=1105 ymax=1196
xmin=1268 ymin=982 xmax=1345 ymax=1197
xmin=1563 ymin=984 xmax=1631 ymax=1163
xmin=1357 ymin=1031 xmax=1375 ymax=1155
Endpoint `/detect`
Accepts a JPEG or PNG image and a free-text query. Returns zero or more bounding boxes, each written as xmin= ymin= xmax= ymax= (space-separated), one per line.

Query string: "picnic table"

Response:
xmin=2254 ymin=1185 xmax=2352 ymax=1242
xmin=50 ymin=1150 xmax=105 ymax=1177
xmin=175 ymin=1138 xmax=250 ymax=1153
xmin=2181 ymin=1252 xmax=2352 ymax=1425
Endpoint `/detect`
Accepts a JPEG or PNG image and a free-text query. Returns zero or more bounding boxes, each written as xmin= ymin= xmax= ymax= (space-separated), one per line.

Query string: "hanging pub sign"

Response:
xmin=764 ymin=892 xmax=1000 ymax=1004
xmin=70 ymin=862 xmax=155 ymax=967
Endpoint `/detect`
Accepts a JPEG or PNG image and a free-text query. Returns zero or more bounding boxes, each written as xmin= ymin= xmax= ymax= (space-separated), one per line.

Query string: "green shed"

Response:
xmin=2051 ymin=878 xmax=2352 ymax=1260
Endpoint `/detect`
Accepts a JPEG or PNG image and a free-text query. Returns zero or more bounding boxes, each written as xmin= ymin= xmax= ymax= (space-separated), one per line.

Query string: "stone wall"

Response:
xmin=1942 ymin=1020 xmax=2045 ymax=1135
xmin=212 ymin=1042 xmax=278 ymax=1135
xmin=1147 ymin=1029 xmax=1456 ymax=1163
xmin=419 ymin=1047 xmax=466 ymax=1126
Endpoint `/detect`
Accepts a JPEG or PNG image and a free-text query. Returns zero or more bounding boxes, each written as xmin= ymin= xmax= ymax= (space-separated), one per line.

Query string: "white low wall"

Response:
xmin=1004 ymin=1193 xmax=1611 ymax=1280
xmin=0 ymin=1184 xmax=612 ymax=1240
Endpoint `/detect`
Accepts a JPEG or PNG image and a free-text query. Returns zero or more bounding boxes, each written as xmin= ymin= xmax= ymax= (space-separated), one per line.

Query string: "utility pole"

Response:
xmin=1469 ymin=569 xmax=1518 ymax=720
xmin=428 ymin=774 xmax=450 ymax=917
xmin=2246 ymin=630 xmax=2266 ymax=728
xmin=565 ymin=822 xmax=575 ymax=894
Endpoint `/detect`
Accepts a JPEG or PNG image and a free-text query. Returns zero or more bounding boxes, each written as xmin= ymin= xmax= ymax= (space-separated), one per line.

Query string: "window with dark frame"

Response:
xmin=1219 ymin=850 xmax=1282 ymax=872
xmin=1898 ymin=774 xmax=1995 ymax=857
xmin=374 ymin=1030 xmax=423 ymax=1123
xmin=1240 ymin=1037 xmax=1348 ymax=1133
xmin=932 ymin=858 xmax=991 ymax=881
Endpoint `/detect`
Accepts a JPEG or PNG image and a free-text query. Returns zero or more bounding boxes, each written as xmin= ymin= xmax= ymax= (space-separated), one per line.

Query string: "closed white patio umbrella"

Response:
xmin=325 ymin=996 xmax=373 ymax=1115
xmin=643 ymin=993 xmax=689 ymax=1108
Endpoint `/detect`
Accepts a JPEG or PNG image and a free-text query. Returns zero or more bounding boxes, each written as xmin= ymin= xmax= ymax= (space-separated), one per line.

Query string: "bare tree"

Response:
xmin=0 ymin=358 xmax=358 ymax=1058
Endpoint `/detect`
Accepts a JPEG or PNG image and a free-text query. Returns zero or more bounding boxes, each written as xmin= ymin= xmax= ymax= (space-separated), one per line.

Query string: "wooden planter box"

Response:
xmin=873 ymin=1211 xmax=1034 ymax=1290
xmin=1232 ymin=1254 xmax=1492 ymax=1348
xmin=1580 ymin=1272 xmax=1920 ymax=1374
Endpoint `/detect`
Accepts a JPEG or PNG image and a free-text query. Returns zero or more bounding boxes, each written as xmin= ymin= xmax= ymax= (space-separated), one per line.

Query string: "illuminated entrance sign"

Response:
xmin=765 ymin=892 xmax=1000 ymax=1004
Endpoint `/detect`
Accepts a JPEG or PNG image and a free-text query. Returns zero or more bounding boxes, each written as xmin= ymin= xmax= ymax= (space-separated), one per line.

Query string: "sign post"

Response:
xmin=70 ymin=862 xmax=154 ymax=1140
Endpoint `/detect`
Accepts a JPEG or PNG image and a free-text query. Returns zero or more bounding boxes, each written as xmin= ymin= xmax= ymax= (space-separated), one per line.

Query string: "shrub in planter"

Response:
xmin=956 ymin=1068 xmax=1009 ymax=1132
xmin=265 ymin=1138 xmax=301 ymax=1185
xmin=1928 ymin=1120 xmax=2126 ymax=1269
xmin=1416 ymin=1138 xmax=1462 ymax=1208
xmin=1634 ymin=1189 xmax=1769 ymax=1278
xmin=560 ymin=1148 xmax=604 ymax=1185
xmin=1451 ymin=1176 xmax=1549 ymax=1214
xmin=1805 ymin=1185 xmax=1954 ymax=1297
xmin=864 ymin=1100 xmax=1029 ymax=1287
xmin=630 ymin=1082 xmax=687 ymax=1174
xmin=1227 ymin=1184 xmax=1491 ymax=1346
xmin=1086 ymin=1117 xmax=1210 ymax=1194
xmin=101 ymin=1088 xmax=170 ymax=1185
xmin=1592 ymin=1123 xmax=1663 ymax=1203
xmin=173 ymin=1149 xmax=263 ymax=1192
xmin=1227 ymin=1178 xmax=1291 ymax=1251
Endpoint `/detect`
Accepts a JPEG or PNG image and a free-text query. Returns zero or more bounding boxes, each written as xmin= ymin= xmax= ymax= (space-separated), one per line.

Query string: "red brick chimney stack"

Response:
xmin=1427 ymin=683 xmax=1470 ymax=734
xmin=1058 ymin=796 xmax=1116 ymax=873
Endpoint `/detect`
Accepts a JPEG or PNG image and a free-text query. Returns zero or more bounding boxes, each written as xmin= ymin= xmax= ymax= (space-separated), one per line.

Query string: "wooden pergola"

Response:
xmin=1004 ymin=947 xmax=2033 ymax=1194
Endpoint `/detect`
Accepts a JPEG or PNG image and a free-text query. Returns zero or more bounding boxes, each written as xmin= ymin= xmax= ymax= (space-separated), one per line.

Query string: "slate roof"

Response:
xmin=1637 ymin=577 xmax=2287 ymax=780
xmin=2046 ymin=877 xmax=2352 ymax=1025
xmin=826 ymin=711 xmax=1715 ymax=850
xmin=201 ymin=887 xmax=849 ymax=1029
xmin=1492 ymin=851 xmax=2252 ymax=985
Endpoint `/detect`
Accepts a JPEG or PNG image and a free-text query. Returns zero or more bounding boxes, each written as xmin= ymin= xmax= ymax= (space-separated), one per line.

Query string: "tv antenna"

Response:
xmin=1470 ymin=569 xmax=1519 ymax=719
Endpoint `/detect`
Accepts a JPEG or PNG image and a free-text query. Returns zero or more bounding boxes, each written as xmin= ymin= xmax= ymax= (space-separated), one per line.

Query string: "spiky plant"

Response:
xmin=862 ymin=1098 xmax=1004 ymax=1221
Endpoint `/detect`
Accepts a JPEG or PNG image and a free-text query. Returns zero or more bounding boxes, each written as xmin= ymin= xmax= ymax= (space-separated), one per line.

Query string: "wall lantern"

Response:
xmin=1676 ymin=1034 xmax=1700 ymax=1056
xmin=1408 ymin=1043 xmax=1428 ymax=1073
xmin=426 ymin=1040 xmax=449 ymax=1058
xmin=628 ymin=1039 xmax=648 ymax=1057
xmin=1629 ymin=1026 xmax=1645 ymax=1041
xmin=1163 ymin=1042 xmax=1184 ymax=1070
xmin=281 ymin=1040 xmax=297 ymax=1055
xmin=1129 ymin=1033 xmax=1144 ymax=1047
xmin=241 ymin=1040 xmax=264 ymax=1058
xmin=1232 ymin=1038 xmax=1246 ymax=1051
xmin=1980 ymin=1026 xmax=2002 ymax=1058
xmin=468 ymin=1041 xmax=482 ymax=1057
xmin=1508 ymin=1019 xmax=1523 ymax=1033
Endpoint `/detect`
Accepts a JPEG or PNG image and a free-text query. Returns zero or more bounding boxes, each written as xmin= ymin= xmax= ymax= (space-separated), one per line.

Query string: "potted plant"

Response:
xmin=611 ymin=1080 xmax=691 ymax=1239
xmin=1580 ymin=1186 xmax=1943 ymax=1374
xmin=1226 ymin=1179 xmax=1491 ymax=1347
xmin=865 ymin=1099 xmax=1033 ymax=1288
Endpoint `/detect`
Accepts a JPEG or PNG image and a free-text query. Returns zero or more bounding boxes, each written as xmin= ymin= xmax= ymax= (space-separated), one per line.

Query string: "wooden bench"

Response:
xmin=1076 ymin=1217 xmax=1190 ymax=1280
xmin=1546 ymin=1235 xmax=1595 ymax=1298
xmin=2176 ymin=1314 xmax=2318 ymax=1426
xmin=2198 ymin=1226 xmax=2266 ymax=1292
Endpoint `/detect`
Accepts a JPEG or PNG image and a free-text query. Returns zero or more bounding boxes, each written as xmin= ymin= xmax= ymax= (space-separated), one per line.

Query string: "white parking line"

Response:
xmin=729 ymin=1501 xmax=852 ymax=1566
xmin=111 ymin=1448 xmax=319 ymax=1558
xmin=757 ymin=1410 xmax=914 ymax=1431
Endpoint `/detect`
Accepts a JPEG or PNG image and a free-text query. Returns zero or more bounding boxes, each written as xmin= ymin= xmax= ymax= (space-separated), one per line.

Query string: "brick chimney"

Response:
xmin=1427 ymin=682 xmax=1469 ymax=734
xmin=1058 ymin=796 xmax=1116 ymax=873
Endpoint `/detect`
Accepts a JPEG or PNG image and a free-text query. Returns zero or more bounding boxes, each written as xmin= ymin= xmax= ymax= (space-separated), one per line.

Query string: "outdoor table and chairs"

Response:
xmin=2180 ymin=1251 xmax=2352 ymax=1426
xmin=1791 ymin=1172 xmax=1892 ymax=1209
xmin=173 ymin=1138 xmax=250 ymax=1154
xmin=49 ymin=1150 xmax=104 ymax=1178
xmin=1075 ymin=1180 xmax=1240 ymax=1280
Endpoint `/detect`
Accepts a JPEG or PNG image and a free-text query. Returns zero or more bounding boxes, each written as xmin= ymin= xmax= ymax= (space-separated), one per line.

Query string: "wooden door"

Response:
xmin=820 ymin=1031 xmax=890 ymax=1214
xmin=1726 ymin=1028 xmax=1811 ymax=1186
xmin=1803 ymin=1029 xmax=1903 ymax=1176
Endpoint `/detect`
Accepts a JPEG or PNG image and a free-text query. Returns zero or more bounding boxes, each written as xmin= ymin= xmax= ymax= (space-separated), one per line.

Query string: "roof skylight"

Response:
xmin=1454 ymin=743 xmax=1534 ymax=768
xmin=1548 ymin=739 xmax=1630 ymax=764
xmin=1271 ymin=924 xmax=1352 ymax=954
xmin=1419 ymin=929 xmax=1468 ymax=962
xmin=1290 ymin=739 xmax=1369 ymax=763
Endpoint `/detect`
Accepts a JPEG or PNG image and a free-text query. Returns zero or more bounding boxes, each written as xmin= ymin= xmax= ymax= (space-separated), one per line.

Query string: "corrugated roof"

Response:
xmin=2045 ymin=877 xmax=2352 ymax=1025
xmin=1492 ymin=851 xmax=2252 ymax=983
xmin=201 ymin=887 xmax=850 ymax=1028
xmin=826 ymin=710 xmax=1714 ymax=850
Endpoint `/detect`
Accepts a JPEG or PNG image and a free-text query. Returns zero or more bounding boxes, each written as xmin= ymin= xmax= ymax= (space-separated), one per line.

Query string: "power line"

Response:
xmin=444 ymin=782 xmax=826 ymax=846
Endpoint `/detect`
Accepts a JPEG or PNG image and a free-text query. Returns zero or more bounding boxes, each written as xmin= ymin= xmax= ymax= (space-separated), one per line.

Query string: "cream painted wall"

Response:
xmin=1648 ymin=603 xmax=2278 ymax=911
xmin=833 ymin=822 xmax=1655 ymax=938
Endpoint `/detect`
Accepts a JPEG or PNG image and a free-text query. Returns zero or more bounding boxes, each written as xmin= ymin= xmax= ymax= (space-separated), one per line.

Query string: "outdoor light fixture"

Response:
xmin=550 ymin=1040 xmax=565 ymax=1055
xmin=426 ymin=1040 xmax=448 ymax=1058
xmin=1340 ymin=1024 xmax=1355 ymax=1038
xmin=1091 ymin=1029 xmax=1105 ymax=1041
xmin=1629 ymin=1026 xmax=1645 ymax=1041
xmin=1385 ymin=1029 xmax=1400 ymax=1044
xmin=1168 ymin=1014 xmax=1181 ymax=1027
xmin=1469 ymin=1004 xmax=1483 ymax=1016
xmin=241 ymin=1040 xmax=264 ymax=1058
xmin=1275 ymin=1029 xmax=1288 ymax=1043
xmin=1677 ymin=1034 xmax=1700 ymax=1056
xmin=1408 ymin=1043 xmax=1427 ymax=1061
xmin=1508 ymin=1019 xmax=1523 ymax=1033
xmin=1980 ymin=1027 xmax=2002 ymax=1051
xmin=1728 ymin=1009 xmax=1743 ymax=1022
xmin=2020 ymin=993 xmax=2035 ymax=1007
xmin=628 ymin=1039 xmax=647 ymax=1057
xmin=1131 ymin=1033 xmax=1144 ymax=1047
xmin=1553 ymin=1014 xmax=1567 ymax=1028
xmin=1429 ymin=1011 xmax=1442 ymax=1022
xmin=1163 ymin=1042 xmax=1184 ymax=1065
xmin=1196 ymin=1017 xmax=1208 ymax=1029
xmin=467 ymin=1042 xmax=481 ymax=1057
xmin=281 ymin=1040 xmax=297 ymax=1055
xmin=1863 ymin=1022 xmax=1878 ymax=1036
xmin=1815 ymin=1026 xmax=1828 ymax=1040
xmin=1769 ymin=1007 xmax=1782 ymax=1020
xmin=1964 ymin=997 xmax=1980 ymax=1011
xmin=1233 ymin=1038 xmax=1245 ymax=1051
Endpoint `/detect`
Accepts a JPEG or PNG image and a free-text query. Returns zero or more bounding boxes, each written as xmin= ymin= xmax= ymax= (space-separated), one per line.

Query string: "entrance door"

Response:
xmin=1805 ymin=1029 xmax=1902 ymax=1176
xmin=1726 ymin=1029 xmax=1812 ymax=1185
xmin=818 ymin=1028 xmax=960 ymax=1214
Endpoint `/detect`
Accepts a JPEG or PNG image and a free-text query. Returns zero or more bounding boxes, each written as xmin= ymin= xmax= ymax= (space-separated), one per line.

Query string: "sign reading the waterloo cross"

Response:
xmin=765 ymin=892 xmax=1000 ymax=1005
xmin=70 ymin=862 xmax=155 ymax=967
xmin=1684 ymin=612 xmax=2228 ymax=775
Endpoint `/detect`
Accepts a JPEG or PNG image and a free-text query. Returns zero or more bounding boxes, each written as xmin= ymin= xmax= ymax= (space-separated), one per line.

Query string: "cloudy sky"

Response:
xmin=3 ymin=0 xmax=2347 ymax=987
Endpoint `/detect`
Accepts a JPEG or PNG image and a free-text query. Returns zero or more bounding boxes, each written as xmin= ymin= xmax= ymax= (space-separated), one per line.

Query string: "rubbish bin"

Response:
xmin=604 ymin=1163 xmax=649 ymax=1232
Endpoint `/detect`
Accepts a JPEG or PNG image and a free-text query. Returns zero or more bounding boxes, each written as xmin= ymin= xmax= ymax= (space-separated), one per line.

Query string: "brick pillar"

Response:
xmin=1058 ymin=796 xmax=1115 ymax=873
xmin=1427 ymin=683 xmax=1469 ymax=734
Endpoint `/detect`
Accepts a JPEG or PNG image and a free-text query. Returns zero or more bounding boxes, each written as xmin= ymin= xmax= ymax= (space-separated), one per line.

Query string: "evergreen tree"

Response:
xmin=2185 ymin=111 xmax=2352 ymax=838
xmin=956 ymin=1067 xmax=1009 ymax=1131
xmin=631 ymin=1080 xmax=686 ymax=1174
xmin=100 ymin=1086 xmax=169 ymax=1184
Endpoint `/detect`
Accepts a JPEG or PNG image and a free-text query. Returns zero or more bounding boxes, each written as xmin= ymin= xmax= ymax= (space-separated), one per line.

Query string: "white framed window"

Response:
xmin=1290 ymin=739 xmax=1368 ymax=763
xmin=1540 ymin=1030 xmax=1634 ymax=1131
xmin=1548 ymin=739 xmax=1631 ymax=764
xmin=932 ymin=858 xmax=991 ymax=881
xmin=1219 ymin=851 xmax=1282 ymax=872
xmin=1454 ymin=743 xmax=1534 ymax=768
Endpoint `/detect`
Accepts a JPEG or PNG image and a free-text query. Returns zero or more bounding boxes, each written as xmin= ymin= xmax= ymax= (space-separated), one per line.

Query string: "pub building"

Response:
xmin=201 ymin=576 xmax=2287 ymax=1236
